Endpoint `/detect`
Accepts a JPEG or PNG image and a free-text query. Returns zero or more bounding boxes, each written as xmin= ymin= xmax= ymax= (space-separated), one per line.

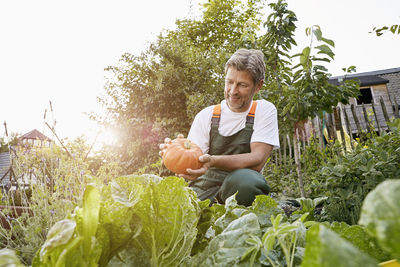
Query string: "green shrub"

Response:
xmin=310 ymin=119 xmax=400 ymax=224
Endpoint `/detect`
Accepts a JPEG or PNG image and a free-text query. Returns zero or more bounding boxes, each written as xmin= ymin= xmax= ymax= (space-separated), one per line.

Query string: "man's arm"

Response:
xmin=182 ymin=142 xmax=273 ymax=180
xmin=208 ymin=142 xmax=273 ymax=172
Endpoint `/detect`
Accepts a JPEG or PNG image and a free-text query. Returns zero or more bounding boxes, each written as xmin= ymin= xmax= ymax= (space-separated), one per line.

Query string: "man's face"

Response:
xmin=224 ymin=67 xmax=263 ymax=112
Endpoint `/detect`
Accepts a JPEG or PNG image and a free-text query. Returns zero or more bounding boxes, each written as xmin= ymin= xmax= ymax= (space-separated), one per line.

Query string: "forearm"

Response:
xmin=209 ymin=143 xmax=273 ymax=172
xmin=209 ymin=153 xmax=263 ymax=172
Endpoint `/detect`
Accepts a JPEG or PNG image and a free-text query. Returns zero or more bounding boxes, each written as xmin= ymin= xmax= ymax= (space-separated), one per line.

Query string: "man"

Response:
xmin=163 ymin=48 xmax=279 ymax=206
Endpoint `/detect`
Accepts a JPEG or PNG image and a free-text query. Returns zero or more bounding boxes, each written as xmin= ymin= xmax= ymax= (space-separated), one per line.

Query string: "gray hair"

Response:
xmin=225 ymin=49 xmax=266 ymax=84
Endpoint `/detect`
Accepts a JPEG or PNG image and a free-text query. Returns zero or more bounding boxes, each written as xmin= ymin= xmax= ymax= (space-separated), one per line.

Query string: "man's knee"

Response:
xmin=218 ymin=168 xmax=270 ymax=206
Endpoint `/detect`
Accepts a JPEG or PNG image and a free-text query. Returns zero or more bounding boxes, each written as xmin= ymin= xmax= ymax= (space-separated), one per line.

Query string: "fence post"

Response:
xmin=287 ymin=134 xmax=292 ymax=160
xmin=293 ymin=129 xmax=305 ymax=198
xmin=371 ymin=102 xmax=382 ymax=134
xmin=343 ymin=107 xmax=354 ymax=150
xmin=337 ymin=107 xmax=347 ymax=151
xmin=283 ymin=136 xmax=287 ymax=166
xmin=327 ymin=111 xmax=337 ymax=141
xmin=361 ymin=103 xmax=372 ymax=133
xmin=278 ymin=145 xmax=282 ymax=166
xmin=380 ymin=96 xmax=391 ymax=124
xmin=316 ymin=115 xmax=325 ymax=149
xmin=392 ymin=95 xmax=400 ymax=118
xmin=350 ymin=104 xmax=363 ymax=135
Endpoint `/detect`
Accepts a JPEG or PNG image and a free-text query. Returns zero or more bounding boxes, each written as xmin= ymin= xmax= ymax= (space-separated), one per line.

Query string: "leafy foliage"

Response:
xmin=0 ymin=138 xmax=121 ymax=265
xmin=309 ymin=120 xmax=400 ymax=224
xmin=2 ymin=175 xmax=399 ymax=266
xmin=29 ymin=175 xmax=201 ymax=267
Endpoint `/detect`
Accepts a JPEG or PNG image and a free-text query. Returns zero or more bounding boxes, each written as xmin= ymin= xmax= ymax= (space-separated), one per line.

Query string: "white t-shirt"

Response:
xmin=187 ymin=99 xmax=280 ymax=154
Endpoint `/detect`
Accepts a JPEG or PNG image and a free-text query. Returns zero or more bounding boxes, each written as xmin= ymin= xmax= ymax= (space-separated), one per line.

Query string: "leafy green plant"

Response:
xmin=188 ymin=194 xmax=307 ymax=267
xmin=309 ymin=119 xmax=400 ymax=224
xmin=0 ymin=139 xmax=104 ymax=265
xmin=256 ymin=213 xmax=313 ymax=267
xmin=33 ymin=184 xmax=102 ymax=266
xmin=301 ymin=179 xmax=400 ymax=266
xmin=30 ymin=175 xmax=200 ymax=267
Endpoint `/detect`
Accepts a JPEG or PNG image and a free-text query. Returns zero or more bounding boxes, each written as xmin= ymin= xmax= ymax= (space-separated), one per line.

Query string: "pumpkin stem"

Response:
xmin=183 ymin=140 xmax=192 ymax=149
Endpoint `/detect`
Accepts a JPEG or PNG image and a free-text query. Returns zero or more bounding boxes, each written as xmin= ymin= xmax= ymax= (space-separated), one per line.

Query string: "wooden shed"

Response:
xmin=329 ymin=67 xmax=400 ymax=135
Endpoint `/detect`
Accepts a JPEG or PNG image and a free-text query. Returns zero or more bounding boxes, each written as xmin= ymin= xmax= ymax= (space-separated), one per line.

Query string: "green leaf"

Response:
xmin=249 ymin=195 xmax=281 ymax=228
xmin=301 ymin=224 xmax=379 ymax=267
xmin=326 ymin=221 xmax=390 ymax=262
xmin=0 ymin=249 xmax=26 ymax=267
xmin=320 ymin=37 xmax=335 ymax=47
xmin=305 ymin=27 xmax=311 ymax=36
xmin=39 ymin=219 xmax=77 ymax=261
xmin=312 ymin=26 xmax=322 ymax=41
xmin=82 ymin=184 xmax=100 ymax=254
xmin=300 ymin=47 xmax=311 ymax=66
xmin=191 ymin=213 xmax=261 ymax=266
xmin=110 ymin=179 xmax=143 ymax=207
xmin=128 ymin=176 xmax=200 ymax=267
xmin=315 ymin=45 xmax=334 ymax=59
xmin=263 ymin=232 xmax=276 ymax=254
xmin=390 ymin=24 xmax=398 ymax=34
xmin=359 ymin=180 xmax=400 ymax=260
xmin=312 ymin=57 xmax=331 ymax=63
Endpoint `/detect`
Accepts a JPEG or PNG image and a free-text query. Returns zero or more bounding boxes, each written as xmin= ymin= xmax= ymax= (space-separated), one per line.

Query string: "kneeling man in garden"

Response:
xmin=163 ymin=48 xmax=280 ymax=206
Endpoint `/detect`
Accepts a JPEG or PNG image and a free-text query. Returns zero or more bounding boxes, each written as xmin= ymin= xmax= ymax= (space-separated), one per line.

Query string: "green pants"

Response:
xmin=189 ymin=168 xmax=270 ymax=206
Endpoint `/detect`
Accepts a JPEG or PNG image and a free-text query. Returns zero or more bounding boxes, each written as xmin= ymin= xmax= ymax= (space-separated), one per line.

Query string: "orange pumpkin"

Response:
xmin=162 ymin=135 xmax=203 ymax=174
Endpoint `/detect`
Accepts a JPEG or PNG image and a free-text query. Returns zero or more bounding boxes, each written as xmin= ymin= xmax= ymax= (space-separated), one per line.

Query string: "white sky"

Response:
xmin=1 ymin=0 xmax=400 ymax=147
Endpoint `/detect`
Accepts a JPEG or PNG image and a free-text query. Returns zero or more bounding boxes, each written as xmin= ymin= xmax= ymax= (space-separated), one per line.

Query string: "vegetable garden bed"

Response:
xmin=1 ymin=176 xmax=399 ymax=267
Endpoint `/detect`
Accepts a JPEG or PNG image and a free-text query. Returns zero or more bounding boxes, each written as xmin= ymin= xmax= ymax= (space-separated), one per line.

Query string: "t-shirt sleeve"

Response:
xmin=187 ymin=106 xmax=213 ymax=154
xmin=251 ymin=101 xmax=280 ymax=149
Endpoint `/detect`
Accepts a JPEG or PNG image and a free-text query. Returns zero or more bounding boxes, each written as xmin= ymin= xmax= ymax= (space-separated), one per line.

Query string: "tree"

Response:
xmin=250 ymin=1 xmax=359 ymax=197
xmin=97 ymin=0 xmax=266 ymax=173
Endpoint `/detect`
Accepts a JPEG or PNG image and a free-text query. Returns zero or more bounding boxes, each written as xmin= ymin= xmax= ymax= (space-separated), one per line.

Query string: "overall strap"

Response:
xmin=211 ymin=104 xmax=221 ymax=127
xmin=246 ymin=101 xmax=258 ymax=125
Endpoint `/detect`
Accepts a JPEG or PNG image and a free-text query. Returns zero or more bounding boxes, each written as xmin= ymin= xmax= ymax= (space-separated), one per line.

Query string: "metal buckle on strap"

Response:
xmin=246 ymin=101 xmax=257 ymax=124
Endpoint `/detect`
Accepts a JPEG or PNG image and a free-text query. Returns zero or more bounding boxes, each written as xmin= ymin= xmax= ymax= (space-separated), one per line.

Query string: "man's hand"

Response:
xmin=158 ymin=137 xmax=172 ymax=158
xmin=178 ymin=154 xmax=213 ymax=181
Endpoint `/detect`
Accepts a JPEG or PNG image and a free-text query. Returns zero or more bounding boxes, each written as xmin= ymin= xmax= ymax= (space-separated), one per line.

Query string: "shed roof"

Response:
xmin=20 ymin=129 xmax=51 ymax=141
xmin=331 ymin=67 xmax=400 ymax=79
xmin=329 ymin=75 xmax=389 ymax=87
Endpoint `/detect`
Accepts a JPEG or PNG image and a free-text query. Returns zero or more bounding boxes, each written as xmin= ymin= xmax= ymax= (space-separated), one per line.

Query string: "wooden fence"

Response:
xmin=271 ymin=96 xmax=400 ymax=167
